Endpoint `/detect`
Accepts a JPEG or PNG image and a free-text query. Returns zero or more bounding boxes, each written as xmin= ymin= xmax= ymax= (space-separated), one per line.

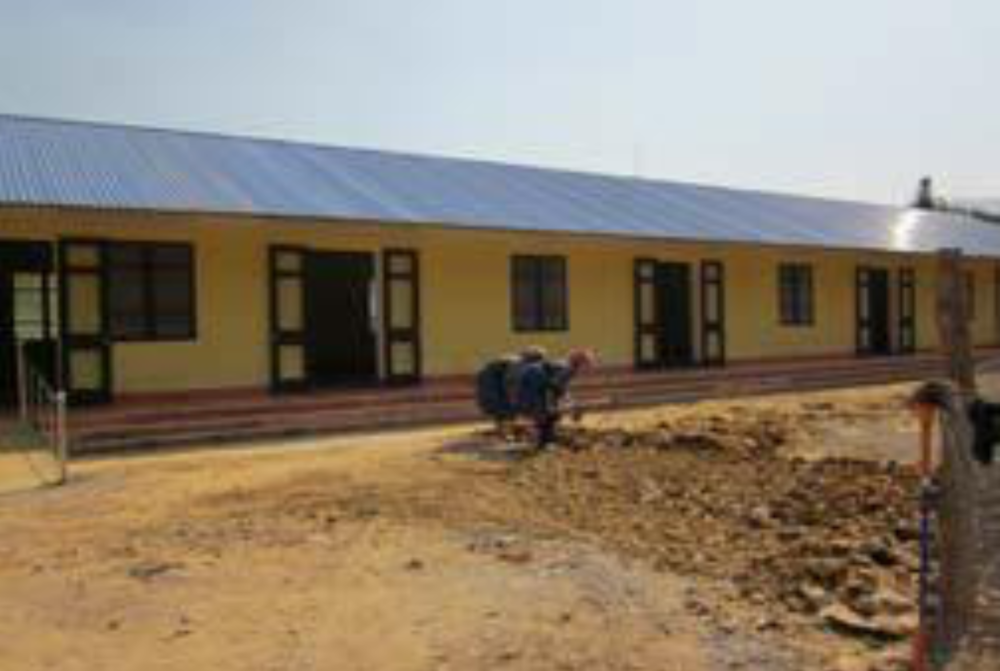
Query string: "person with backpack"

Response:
xmin=515 ymin=348 xmax=597 ymax=450
xmin=475 ymin=347 xmax=548 ymax=435
xmin=476 ymin=347 xmax=596 ymax=448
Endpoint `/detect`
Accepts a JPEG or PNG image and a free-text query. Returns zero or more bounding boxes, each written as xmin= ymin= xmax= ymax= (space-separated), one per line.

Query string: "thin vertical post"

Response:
xmin=16 ymin=340 xmax=27 ymax=422
xmin=54 ymin=391 xmax=68 ymax=485
xmin=936 ymin=249 xmax=976 ymax=395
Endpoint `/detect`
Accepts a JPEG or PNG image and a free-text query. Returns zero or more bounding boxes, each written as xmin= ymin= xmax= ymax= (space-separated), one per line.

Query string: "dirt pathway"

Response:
xmin=0 ymin=385 xmax=923 ymax=671
xmin=0 ymin=430 xmax=728 ymax=671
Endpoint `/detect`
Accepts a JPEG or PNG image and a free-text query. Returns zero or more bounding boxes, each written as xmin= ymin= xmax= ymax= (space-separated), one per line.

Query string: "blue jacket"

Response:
xmin=517 ymin=361 xmax=574 ymax=416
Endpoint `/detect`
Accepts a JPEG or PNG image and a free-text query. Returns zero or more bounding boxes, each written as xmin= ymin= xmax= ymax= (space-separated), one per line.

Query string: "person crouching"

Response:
xmin=517 ymin=349 xmax=597 ymax=450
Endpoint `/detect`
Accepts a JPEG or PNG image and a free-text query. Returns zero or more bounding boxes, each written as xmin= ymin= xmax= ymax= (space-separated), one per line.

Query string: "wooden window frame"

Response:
xmin=778 ymin=263 xmax=814 ymax=327
xmin=511 ymin=255 xmax=568 ymax=333
xmin=106 ymin=241 xmax=196 ymax=342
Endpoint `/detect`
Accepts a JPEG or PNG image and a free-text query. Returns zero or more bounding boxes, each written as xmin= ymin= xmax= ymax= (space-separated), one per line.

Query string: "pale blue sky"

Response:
xmin=0 ymin=0 xmax=996 ymax=204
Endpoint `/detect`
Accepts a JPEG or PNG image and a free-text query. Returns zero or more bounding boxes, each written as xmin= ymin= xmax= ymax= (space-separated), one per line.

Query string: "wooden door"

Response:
xmin=656 ymin=262 xmax=694 ymax=367
xmin=304 ymin=251 xmax=377 ymax=386
xmin=857 ymin=266 xmax=891 ymax=356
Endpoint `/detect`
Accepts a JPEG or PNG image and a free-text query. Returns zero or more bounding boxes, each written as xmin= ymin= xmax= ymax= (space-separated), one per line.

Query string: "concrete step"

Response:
xmin=72 ymin=355 xmax=945 ymax=434
xmin=75 ymin=402 xmax=476 ymax=454
xmin=70 ymin=355 xmax=944 ymax=455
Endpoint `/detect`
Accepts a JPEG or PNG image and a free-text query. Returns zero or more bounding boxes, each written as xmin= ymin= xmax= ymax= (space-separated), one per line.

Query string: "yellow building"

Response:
xmin=1 ymin=115 xmax=998 ymax=411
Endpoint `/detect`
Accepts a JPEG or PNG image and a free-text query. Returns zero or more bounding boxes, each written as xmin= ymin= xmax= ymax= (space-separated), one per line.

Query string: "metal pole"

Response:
xmin=54 ymin=391 xmax=68 ymax=485
xmin=15 ymin=340 xmax=27 ymax=422
xmin=912 ymin=403 xmax=936 ymax=671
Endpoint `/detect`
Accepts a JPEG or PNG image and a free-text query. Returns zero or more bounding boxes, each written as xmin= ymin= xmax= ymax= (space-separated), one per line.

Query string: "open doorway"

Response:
xmin=856 ymin=267 xmax=892 ymax=356
xmin=270 ymin=247 xmax=378 ymax=391
xmin=304 ymin=251 xmax=377 ymax=386
xmin=0 ymin=241 xmax=58 ymax=408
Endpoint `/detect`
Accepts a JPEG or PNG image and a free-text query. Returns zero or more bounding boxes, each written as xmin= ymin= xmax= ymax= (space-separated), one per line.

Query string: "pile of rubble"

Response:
xmin=508 ymin=405 xmax=921 ymax=648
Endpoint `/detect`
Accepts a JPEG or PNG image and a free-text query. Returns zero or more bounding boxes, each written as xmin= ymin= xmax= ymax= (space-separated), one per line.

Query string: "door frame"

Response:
xmin=699 ymin=260 xmax=726 ymax=366
xmin=58 ymin=238 xmax=113 ymax=405
xmin=633 ymin=258 xmax=659 ymax=370
xmin=0 ymin=240 xmax=57 ymax=406
xmin=269 ymin=245 xmax=384 ymax=392
xmin=634 ymin=258 xmax=706 ymax=370
xmin=382 ymin=248 xmax=422 ymax=385
xmin=268 ymin=245 xmax=309 ymax=393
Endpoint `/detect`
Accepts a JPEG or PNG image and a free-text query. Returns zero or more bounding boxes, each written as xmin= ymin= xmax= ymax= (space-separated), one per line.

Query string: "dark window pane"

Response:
xmin=151 ymin=245 xmax=191 ymax=267
xmin=106 ymin=244 xmax=143 ymax=269
xmin=106 ymin=242 xmax=195 ymax=340
xmin=540 ymin=260 xmax=566 ymax=330
xmin=511 ymin=255 xmax=567 ymax=332
xmin=108 ymin=264 xmax=146 ymax=338
xmin=513 ymin=258 xmax=539 ymax=331
xmin=152 ymin=267 xmax=193 ymax=337
xmin=778 ymin=263 xmax=813 ymax=326
xmin=155 ymin=315 xmax=193 ymax=338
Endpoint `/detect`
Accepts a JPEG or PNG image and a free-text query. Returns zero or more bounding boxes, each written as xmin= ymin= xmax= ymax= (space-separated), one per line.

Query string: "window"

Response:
xmin=964 ymin=271 xmax=976 ymax=321
xmin=511 ymin=255 xmax=567 ymax=332
xmin=778 ymin=263 xmax=814 ymax=326
xmin=13 ymin=273 xmax=58 ymax=340
xmin=107 ymin=242 xmax=195 ymax=340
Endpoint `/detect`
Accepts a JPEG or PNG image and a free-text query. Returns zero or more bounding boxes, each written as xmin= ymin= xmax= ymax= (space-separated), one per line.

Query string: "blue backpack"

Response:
xmin=476 ymin=359 xmax=516 ymax=420
xmin=517 ymin=361 xmax=557 ymax=416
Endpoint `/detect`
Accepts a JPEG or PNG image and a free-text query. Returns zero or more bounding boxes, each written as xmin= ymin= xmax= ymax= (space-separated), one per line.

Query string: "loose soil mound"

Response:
xmin=481 ymin=399 xmax=922 ymax=668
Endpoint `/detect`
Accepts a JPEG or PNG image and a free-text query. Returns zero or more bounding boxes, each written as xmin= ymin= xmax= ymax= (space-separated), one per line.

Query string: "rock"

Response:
xmin=868 ymin=612 xmax=917 ymax=640
xmin=746 ymin=505 xmax=771 ymax=528
xmin=805 ymin=557 xmax=847 ymax=586
xmin=754 ymin=616 xmax=781 ymax=632
xmin=128 ymin=561 xmax=184 ymax=581
xmin=860 ymin=539 xmax=897 ymax=567
xmin=867 ymin=648 xmax=911 ymax=671
xmin=405 ymin=558 xmax=424 ymax=571
xmin=831 ymin=653 xmax=870 ymax=671
xmin=799 ymin=583 xmax=830 ymax=612
xmin=870 ymin=588 xmax=912 ymax=617
xmin=823 ymin=603 xmax=875 ymax=636
xmin=639 ymin=478 xmax=663 ymax=504
xmin=497 ymin=547 xmax=532 ymax=564
xmin=822 ymin=603 xmax=916 ymax=641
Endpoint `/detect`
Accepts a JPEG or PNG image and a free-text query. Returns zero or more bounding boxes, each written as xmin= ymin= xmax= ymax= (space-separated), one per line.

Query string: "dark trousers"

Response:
xmin=535 ymin=412 xmax=559 ymax=449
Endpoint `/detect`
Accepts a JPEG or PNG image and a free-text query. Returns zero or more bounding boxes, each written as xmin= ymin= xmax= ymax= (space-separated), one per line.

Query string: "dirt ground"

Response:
xmin=0 ymin=385 xmax=927 ymax=671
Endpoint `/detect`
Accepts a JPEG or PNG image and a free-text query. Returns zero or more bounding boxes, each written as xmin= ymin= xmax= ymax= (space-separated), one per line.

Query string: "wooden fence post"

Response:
xmin=936 ymin=249 xmax=976 ymax=396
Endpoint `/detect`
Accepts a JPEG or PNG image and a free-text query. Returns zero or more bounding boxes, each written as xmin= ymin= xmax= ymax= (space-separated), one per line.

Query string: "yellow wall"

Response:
xmin=1 ymin=207 xmax=997 ymax=395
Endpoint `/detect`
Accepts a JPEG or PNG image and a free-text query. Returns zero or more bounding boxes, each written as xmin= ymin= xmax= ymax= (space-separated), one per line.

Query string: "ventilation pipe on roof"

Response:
xmin=914 ymin=176 xmax=937 ymax=210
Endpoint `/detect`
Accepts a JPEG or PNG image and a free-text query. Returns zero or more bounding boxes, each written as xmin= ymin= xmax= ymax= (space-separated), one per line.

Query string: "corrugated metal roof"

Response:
xmin=956 ymin=198 xmax=1000 ymax=217
xmin=0 ymin=114 xmax=997 ymax=256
